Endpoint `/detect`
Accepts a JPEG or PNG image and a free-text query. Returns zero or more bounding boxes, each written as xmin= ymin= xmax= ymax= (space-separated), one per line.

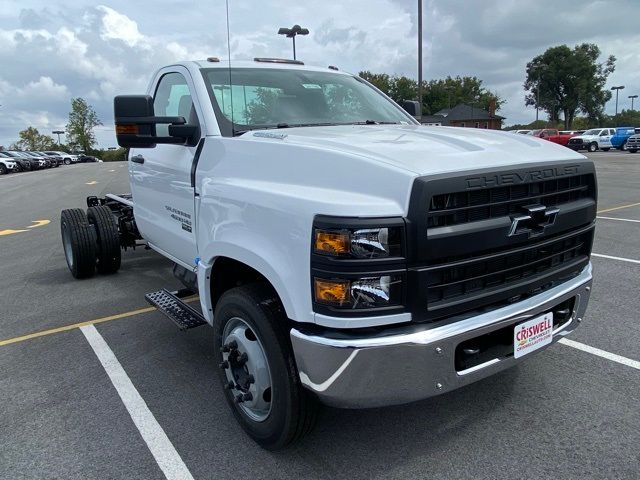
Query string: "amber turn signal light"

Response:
xmin=314 ymin=278 xmax=350 ymax=305
xmin=314 ymin=230 xmax=350 ymax=255
xmin=116 ymin=124 xmax=139 ymax=135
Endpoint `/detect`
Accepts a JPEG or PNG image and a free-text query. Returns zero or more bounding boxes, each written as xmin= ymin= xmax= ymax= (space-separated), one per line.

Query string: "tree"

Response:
xmin=358 ymin=71 xmax=392 ymax=95
xmin=66 ymin=98 xmax=102 ymax=152
xmin=12 ymin=127 xmax=57 ymax=150
xmin=524 ymin=44 xmax=615 ymax=129
xmin=421 ymin=76 xmax=504 ymax=115
xmin=359 ymin=72 xmax=503 ymax=116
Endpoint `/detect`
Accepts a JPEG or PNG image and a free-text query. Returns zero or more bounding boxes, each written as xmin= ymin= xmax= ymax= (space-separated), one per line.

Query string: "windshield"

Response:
xmin=583 ymin=129 xmax=601 ymax=136
xmin=201 ymin=68 xmax=414 ymax=135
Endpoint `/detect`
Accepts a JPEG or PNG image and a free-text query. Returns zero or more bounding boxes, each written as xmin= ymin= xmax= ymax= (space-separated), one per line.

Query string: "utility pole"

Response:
xmin=417 ymin=0 xmax=423 ymax=120
xmin=277 ymin=25 xmax=309 ymax=61
xmin=629 ymin=94 xmax=638 ymax=111
xmin=52 ymin=130 xmax=65 ymax=144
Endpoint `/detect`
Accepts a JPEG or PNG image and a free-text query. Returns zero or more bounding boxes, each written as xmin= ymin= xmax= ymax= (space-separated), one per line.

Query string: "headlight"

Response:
xmin=314 ymin=275 xmax=403 ymax=309
xmin=314 ymin=226 xmax=402 ymax=258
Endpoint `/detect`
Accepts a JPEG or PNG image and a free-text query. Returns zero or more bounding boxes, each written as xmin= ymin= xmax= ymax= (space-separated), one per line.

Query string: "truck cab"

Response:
xmin=61 ymin=59 xmax=596 ymax=449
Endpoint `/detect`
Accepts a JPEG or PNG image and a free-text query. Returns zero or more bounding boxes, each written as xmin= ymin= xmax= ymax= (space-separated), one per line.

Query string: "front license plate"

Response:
xmin=514 ymin=312 xmax=554 ymax=359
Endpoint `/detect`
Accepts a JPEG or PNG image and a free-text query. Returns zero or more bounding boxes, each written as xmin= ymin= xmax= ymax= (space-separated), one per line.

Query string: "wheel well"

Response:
xmin=210 ymin=257 xmax=281 ymax=313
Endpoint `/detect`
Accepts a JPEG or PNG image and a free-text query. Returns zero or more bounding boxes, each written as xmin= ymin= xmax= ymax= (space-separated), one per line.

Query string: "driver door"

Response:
xmin=129 ymin=67 xmax=202 ymax=267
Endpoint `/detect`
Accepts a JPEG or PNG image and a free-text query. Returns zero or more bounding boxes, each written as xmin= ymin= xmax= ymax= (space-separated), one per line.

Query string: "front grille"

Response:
xmin=568 ymin=138 xmax=583 ymax=144
xmin=424 ymin=226 xmax=593 ymax=316
xmin=427 ymin=174 xmax=593 ymax=227
xmin=406 ymin=161 xmax=596 ymax=323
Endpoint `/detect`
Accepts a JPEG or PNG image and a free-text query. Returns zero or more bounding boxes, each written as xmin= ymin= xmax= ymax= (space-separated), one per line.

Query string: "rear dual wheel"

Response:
xmin=60 ymin=206 xmax=121 ymax=278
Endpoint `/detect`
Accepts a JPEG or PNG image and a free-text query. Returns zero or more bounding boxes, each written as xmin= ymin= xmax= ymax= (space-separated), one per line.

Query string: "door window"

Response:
xmin=153 ymin=72 xmax=199 ymax=136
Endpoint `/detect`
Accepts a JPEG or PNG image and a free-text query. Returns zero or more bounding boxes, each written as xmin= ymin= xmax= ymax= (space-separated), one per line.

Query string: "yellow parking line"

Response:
xmin=0 ymin=306 xmax=157 ymax=347
xmin=597 ymin=202 xmax=640 ymax=214
xmin=0 ymin=296 xmax=199 ymax=348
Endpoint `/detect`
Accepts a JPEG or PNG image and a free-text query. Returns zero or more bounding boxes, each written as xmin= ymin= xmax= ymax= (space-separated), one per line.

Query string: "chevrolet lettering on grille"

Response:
xmin=508 ymin=204 xmax=559 ymax=238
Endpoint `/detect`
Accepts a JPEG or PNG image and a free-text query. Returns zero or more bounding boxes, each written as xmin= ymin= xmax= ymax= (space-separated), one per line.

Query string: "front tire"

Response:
xmin=64 ymin=158 xmax=71 ymax=165
xmin=588 ymin=143 xmax=598 ymax=152
xmin=214 ymin=284 xmax=318 ymax=450
xmin=0 ymin=164 xmax=6 ymax=175
xmin=60 ymin=209 xmax=97 ymax=279
xmin=87 ymin=206 xmax=121 ymax=274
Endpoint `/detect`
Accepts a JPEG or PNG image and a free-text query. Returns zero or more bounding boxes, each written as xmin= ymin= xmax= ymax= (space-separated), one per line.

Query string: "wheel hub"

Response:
xmin=221 ymin=317 xmax=272 ymax=422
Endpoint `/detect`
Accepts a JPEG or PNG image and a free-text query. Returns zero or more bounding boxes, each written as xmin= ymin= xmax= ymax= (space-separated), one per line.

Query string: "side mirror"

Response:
xmin=114 ymin=95 xmax=197 ymax=148
xmin=401 ymin=100 xmax=421 ymax=119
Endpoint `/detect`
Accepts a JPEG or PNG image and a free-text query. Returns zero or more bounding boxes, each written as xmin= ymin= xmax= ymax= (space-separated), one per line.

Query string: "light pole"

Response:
xmin=533 ymin=65 xmax=548 ymax=122
xmin=52 ymin=130 xmax=65 ymax=144
xmin=277 ymin=25 xmax=309 ymax=61
xmin=417 ymin=0 xmax=423 ymax=119
xmin=629 ymin=94 xmax=638 ymax=111
xmin=611 ymin=86 xmax=625 ymax=122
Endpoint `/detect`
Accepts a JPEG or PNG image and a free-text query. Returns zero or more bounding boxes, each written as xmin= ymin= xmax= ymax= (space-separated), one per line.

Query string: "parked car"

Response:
xmin=566 ymin=128 xmax=616 ymax=152
xmin=23 ymin=151 xmax=53 ymax=168
xmin=2 ymin=151 xmax=40 ymax=170
xmin=77 ymin=154 xmax=102 ymax=163
xmin=610 ymin=127 xmax=637 ymax=151
xmin=626 ymin=134 xmax=640 ymax=153
xmin=0 ymin=151 xmax=26 ymax=172
xmin=35 ymin=151 xmax=63 ymax=166
xmin=43 ymin=150 xmax=79 ymax=165
xmin=527 ymin=129 xmax=577 ymax=147
xmin=0 ymin=155 xmax=19 ymax=174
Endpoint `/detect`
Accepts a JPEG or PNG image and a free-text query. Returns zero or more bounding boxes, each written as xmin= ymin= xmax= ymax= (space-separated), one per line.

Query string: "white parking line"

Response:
xmin=597 ymin=216 xmax=640 ymax=224
xmin=559 ymin=338 xmax=640 ymax=371
xmin=80 ymin=325 xmax=194 ymax=480
xmin=592 ymin=253 xmax=640 ymax=265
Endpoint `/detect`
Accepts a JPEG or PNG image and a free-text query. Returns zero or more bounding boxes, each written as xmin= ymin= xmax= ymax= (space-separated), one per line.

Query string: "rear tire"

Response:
xmin=86 ymin=206 xmax=121 ymax=274
xmin=629 ymin=149 xmax=638 ymax=153
xmin=214 ymin=284 xmax=319 ymax=450
xmin=61 ymin=209 xmax=97 ymax=279
xmin=588 ymin=143 xmax=598 ymax=152
xmin=0 ymin=164 xmax=6 ymax=175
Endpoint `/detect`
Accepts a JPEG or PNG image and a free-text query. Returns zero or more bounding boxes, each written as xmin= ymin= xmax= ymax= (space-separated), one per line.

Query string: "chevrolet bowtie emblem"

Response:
xmin=508 ymin=204 xmax=559 ymax=238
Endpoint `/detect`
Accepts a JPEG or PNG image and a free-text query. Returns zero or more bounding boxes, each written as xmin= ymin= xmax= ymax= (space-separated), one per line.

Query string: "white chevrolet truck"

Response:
xmin=60 ymin=58 xmax=596 ymax=450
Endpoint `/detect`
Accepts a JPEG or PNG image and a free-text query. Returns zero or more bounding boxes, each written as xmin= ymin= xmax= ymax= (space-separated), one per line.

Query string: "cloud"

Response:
xmin=96 ymin=5 xmax=144 ymax=47
xmin=0 ymin=0 xmax=639 ymax=147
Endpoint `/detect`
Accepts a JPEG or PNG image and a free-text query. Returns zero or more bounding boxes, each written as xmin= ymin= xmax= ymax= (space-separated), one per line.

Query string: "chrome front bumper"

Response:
xmin=291 ymin=263 xmax=593 ymax=408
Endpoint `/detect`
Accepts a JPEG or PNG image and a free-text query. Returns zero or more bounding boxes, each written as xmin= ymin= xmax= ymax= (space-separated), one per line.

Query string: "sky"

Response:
xmin=1 ymin=0 xmax=639 ymax=148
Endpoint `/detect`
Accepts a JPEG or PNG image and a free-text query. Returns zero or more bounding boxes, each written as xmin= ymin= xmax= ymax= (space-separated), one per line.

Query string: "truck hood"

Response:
xmin=571 ymin=135 xmax=598 ymax=141
xmin=245 ymin=124 xmax=585 ymax=176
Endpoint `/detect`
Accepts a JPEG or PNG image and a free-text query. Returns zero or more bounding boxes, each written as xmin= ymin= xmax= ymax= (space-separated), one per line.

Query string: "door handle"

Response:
xmin=130 ymin=155 xmax=145 ymax=164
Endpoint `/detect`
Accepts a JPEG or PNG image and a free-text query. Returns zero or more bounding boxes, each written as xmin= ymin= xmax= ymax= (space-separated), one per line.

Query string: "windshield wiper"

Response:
xmin=347 ymin=120 xmax=400 ymax=125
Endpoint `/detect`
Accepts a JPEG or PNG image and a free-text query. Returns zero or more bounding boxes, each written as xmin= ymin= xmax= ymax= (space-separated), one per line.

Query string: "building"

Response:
xmin=421 ymin=101 xmax=505 ymax=129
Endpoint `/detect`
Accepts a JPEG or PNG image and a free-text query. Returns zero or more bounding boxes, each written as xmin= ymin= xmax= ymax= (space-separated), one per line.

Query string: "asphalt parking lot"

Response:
xmin=1 ymin=152 xmax=639 ymax=480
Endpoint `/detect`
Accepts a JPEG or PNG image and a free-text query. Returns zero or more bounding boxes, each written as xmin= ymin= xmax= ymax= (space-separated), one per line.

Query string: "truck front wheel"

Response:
xmin=214 ymin=284 xmax=318 ymax=450
xmin=588 ymin=143 xmax=598 ymax=152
